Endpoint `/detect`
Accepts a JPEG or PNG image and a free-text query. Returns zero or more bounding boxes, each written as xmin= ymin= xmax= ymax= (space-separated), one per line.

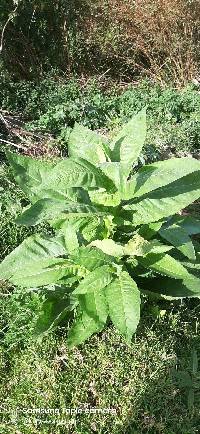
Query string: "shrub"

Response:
xmin=0 ymin=0 xmax=200 ymax=83
xmin=1 ymin=110 xmax=200 ymax=346
xmin=63 ymin=0 xmax=200 ymax=84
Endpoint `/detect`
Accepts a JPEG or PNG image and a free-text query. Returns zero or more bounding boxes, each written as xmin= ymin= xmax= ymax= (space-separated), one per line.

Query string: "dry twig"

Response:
xmin=0 ymin=1 xmax=20 ymax=54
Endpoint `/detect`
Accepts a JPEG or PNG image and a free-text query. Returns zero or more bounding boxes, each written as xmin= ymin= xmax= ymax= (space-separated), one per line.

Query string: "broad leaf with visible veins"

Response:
xmin=2 ymin=110 xmax=200 ymax=346
xmin=105 ymin=271 xmax=140 ymax=343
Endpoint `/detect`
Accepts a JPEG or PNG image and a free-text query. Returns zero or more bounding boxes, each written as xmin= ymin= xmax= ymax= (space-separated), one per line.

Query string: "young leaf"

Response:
xmin=89 ymin=239 xmax=124 ymax=257
xmin=89 ymin=190 xmax=121 ymax=207
xmin=70 ymin=246 xmax=114 ymax=271
xmin=110 ymin=108 xmax=147 ymax=177
xmin=123 ymin=234 xmax=172 ymax=257
xmin=64 ymin=225 xmax=79 ymax=253
xmin=124 ymin=234 xmax=151 ymax=256
xmin=68 ymin=123 xmax=108 ymax=164
xmin=105 ymin=271 xmax=140 ymax=343
xmin=73 ymin=265 xmax=115 ymax=295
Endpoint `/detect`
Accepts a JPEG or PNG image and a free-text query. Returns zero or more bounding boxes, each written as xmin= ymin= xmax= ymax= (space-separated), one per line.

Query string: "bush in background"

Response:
xmin=0 ymin=0 xmax=200 ymax=84
xmin=84 ymin=0 xmax=200 ymax=84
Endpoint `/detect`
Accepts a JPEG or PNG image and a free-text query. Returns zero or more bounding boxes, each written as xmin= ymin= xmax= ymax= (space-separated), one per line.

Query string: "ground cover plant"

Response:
xmin=1 ymin=75 xmax=199 ymax=161
xmin=1 ymin=109 xmax=200 ymax=347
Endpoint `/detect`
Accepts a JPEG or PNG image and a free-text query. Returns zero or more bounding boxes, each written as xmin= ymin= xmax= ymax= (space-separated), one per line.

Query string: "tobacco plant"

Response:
xmin=1 ymin=109 xmax=200 ymax=346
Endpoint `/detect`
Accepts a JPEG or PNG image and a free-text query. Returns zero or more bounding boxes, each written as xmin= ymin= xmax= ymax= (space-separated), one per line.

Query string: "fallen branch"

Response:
xmin=0 ymin=138 xmax=28 ymax=151
xmin=0 ymin=113 xmax=10 ymax=130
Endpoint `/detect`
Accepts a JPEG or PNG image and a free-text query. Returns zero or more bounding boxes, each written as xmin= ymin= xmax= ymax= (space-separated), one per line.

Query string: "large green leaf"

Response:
xmin=124 ymin=171 xmax=200 ymax=225
xmin=138 ymin=222 xmax=164 ymax=240
xmin=124 ymin=158 xmax=200 ymax=200
xmin=6 ymin=151 xmax=92 ymax=204
xmin=67 ymin=313 xmax=104 ymax=347
xmin=110 ymin=109 xmax=146 ymax=177
xmin=68 ymin=123 xmax=108 ymax=165
xmin=105 ymin=271 xmax=140 ymax=343
xmin=79 ymin=290 xmax=108 ymax=325
xmin=138 ymin=275 xmax=200 ymax=298
xmin=0 ymin=234 xmax=86 ymax=288
xmin=165 ymin=215 xmax=200 ymax=235
xmin=35 ymin=187 xmax=91 ymax=204
xmin=73 ymin=265 xmax=115 ymax=295
xmin=40 ymin=157 xmax=116 ymax=193
xmin=68 ymin=285 xmax=109 ymax=347
xmin=138 ymin=252 xmax=191 ymax=280
xmin=0 ymin=234 xmax=66 ymax=281
xmin=159 ymin=224 xmax=196 ymax=260
xmin=181 ymin=257 xmax=200 ymax=279
xmin=16 ymin=199 xmax=109 ymax=226
xmin=6 ymin=151 xmax=55 ymax=202
xmin=8 ymin=258 xmax=86 ymax=288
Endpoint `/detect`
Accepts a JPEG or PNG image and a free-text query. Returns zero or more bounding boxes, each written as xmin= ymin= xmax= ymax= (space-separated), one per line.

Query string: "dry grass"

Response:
xmin=1 ymin=0 xmax=199 ymax=84
xmin=80 ymin=0 xmax=200 ymax=85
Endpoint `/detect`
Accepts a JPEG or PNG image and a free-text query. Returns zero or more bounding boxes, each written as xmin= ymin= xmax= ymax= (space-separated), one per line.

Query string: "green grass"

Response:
xmin=0 ymin=298 xmax=200 ymax=434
